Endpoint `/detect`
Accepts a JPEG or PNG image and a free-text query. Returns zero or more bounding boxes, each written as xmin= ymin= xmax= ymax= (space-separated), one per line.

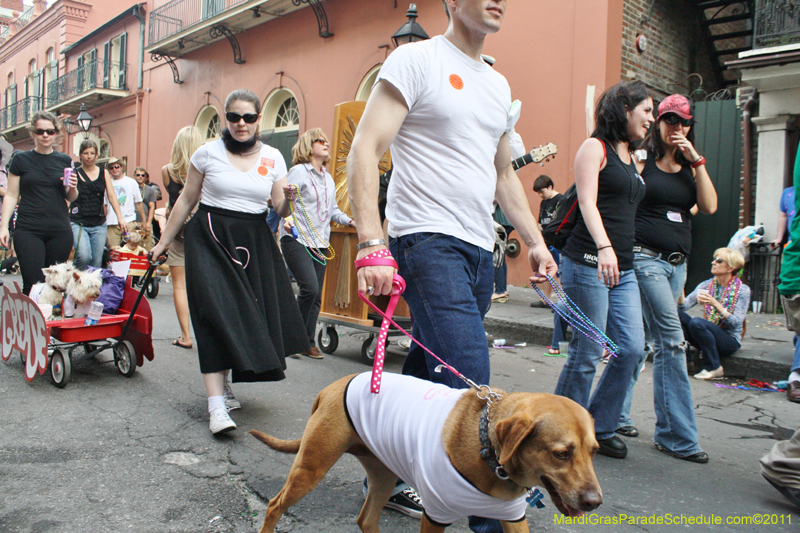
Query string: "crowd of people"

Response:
xmin=0 ymin=0 xmax=797 ymax=523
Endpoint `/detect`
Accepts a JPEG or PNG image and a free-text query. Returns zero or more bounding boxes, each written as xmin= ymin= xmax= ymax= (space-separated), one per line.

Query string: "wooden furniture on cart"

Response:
xmin=318 ymin=101 xmax=409 ymax=328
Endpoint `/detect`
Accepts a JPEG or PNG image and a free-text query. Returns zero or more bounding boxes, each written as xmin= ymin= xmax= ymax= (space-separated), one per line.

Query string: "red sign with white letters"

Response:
xmin=1 ymin=282 xmax=50 ymax=381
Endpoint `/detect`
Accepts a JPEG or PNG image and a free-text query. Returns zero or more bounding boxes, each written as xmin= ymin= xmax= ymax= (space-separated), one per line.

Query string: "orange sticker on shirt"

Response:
xmin=258 ymin=166 xmax=269 ymax=176
xmin=449 ymin=74 xmax=464 ymax=90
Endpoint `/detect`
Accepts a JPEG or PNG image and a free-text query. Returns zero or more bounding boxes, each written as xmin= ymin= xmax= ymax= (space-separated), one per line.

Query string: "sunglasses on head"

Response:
xmin=108 ymin=164 xmax=121 ymax=170
xmin=313 ymin=138 xmax=329 ymax=146
xmin=661 ymin=114 xmax=693 ymax=127
xmin=34 ymin=128 xmax=57 ymax=136
xmin=225 ymin=112 xmax=258 ymax=124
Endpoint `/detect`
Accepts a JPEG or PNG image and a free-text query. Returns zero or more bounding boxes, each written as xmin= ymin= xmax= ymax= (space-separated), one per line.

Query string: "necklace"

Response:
xmin=288 ymin=184 xmax=335 ymax=265
xmin=703 ymin=276 xmax=741 ymax=325
xmin=608 ymin=141 xmax=644 ymax=204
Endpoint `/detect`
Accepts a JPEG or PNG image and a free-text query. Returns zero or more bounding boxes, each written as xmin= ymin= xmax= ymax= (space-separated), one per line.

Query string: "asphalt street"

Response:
xmin=1 ymin=274 xmax=798 ymax=533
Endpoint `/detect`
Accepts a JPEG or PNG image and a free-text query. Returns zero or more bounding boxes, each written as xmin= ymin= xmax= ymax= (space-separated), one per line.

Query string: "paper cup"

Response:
xmin=752 ymin=301 xmax=762 ymax=313
xmin=558 ymin=341 xmax=569 ymax=354
xmin=37 ymin=304 xmax=52 ymax=320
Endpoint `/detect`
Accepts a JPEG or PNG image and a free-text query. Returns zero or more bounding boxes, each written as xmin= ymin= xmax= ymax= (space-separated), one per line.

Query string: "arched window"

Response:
xmin=355 ymin=64 xmax=382 ymax=102
xmin=99 ymin=140 xmax=110 ymax=159
xmin=262 ymin=88 xmax=300 ymax=132
xmin=195 ymin=105 xmax=221 ymax=143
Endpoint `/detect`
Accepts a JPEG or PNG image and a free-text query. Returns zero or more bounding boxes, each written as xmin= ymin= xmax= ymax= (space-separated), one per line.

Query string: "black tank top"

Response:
xmin=70 ymin=163 xmax=107 ymax=227
xmin=562 ymin=140 xmax=645 ymax=271
xmin=635 ymin=155 xmax=696 ymax=256
xmin=166 ymin=172 xmax=183 ymax=209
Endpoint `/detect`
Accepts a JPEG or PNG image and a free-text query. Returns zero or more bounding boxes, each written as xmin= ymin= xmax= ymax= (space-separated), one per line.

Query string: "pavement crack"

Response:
xmin=700 ymin=403 xmax=794 ymax=440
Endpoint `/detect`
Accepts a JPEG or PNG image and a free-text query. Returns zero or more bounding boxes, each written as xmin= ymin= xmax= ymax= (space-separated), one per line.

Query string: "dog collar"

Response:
xmin=479 ymin=403 xmax=509 ymax=480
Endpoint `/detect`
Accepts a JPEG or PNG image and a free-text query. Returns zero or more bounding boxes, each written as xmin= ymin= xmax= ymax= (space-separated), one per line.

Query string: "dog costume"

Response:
xmin=344 ymin=372 xmax=528 ymax=525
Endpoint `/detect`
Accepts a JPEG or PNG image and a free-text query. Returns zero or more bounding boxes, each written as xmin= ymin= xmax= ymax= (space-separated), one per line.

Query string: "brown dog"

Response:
xmin=250 ymin=372 xmax=602 ymax=532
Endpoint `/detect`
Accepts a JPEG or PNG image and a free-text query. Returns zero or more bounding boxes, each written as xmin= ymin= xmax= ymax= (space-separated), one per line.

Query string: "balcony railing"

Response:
xmin=0 ymin=96 xmax=44 ymax=131
xmin=148 ymin=0 xmax=251 ymax=46
xmin=46 ymin=59 xmax=128 ymax=106
xmin=754 ymin=0 xmax=800 ymax=48
xmin=12 ymin=5 xmax=35 ymax=34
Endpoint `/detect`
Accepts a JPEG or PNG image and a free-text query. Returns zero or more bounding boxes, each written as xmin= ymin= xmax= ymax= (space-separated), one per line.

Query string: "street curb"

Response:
xmin=483 ymin=317 xmax=792 ymax=382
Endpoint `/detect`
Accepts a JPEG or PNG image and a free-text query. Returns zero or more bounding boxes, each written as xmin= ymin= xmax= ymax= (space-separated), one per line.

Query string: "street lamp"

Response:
xmin=76 ymin=103 xmax=92 ymax=139
xmin=391 ymin=3 xmax=429 ymax=48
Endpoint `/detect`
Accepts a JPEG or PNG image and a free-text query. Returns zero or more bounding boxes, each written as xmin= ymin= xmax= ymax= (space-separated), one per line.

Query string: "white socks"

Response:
xmin=208 ymin=395 xmax=226 ymax=413
xmin=789 ymin=371 xmax=800 ymax=383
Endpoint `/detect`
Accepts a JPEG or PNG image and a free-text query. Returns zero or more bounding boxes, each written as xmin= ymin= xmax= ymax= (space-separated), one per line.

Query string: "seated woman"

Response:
xmin=679 ymin=247 xmax=750 ymax=380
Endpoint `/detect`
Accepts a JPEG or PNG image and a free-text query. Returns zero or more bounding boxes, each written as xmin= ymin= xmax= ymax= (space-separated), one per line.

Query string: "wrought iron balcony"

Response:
xmin=0 ymin=96 xmax=44 ymax=133
xmin=147 ymin=0 xmax=331 ymax=59
xmin=46 ymin=59 xmax=128 ymax=114
xmin=754 ymin=0 xmax=800 ymax=48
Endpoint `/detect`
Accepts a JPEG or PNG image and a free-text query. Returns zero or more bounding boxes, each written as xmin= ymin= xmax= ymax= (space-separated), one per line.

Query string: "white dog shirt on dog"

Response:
xmin=345 ymin=372 xmax=528 ymax=525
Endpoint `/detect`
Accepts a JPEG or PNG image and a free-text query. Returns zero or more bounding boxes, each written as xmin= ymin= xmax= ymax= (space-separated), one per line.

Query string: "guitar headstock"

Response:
xmin=529 ymin=142 xmax=558 ymax=165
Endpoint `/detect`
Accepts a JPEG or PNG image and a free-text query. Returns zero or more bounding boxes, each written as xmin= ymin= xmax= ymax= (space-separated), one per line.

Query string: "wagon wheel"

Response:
xmin=318 ymin=326 xmax=338 ymax=354
xmin=146 ymin=278 xmax=159 ymax=299
xmin=360 ymin=335 xmax=390 ymax=366
xmin=49 ymin=349 xmax=71 ymax=388
xmin=114 ymin=340 xmax=137 ymax=377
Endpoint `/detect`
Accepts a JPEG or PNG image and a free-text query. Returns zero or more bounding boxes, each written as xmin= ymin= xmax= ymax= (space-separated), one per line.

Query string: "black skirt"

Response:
xmin=184 ymin=203 xmax=309 ymax=382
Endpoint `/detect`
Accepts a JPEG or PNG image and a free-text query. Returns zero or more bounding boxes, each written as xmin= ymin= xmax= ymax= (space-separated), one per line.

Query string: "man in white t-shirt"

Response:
xmin=347 ymin=1 xmax=556 ymax=530
xmin=105 ymin=157 xmax=145 ymax=248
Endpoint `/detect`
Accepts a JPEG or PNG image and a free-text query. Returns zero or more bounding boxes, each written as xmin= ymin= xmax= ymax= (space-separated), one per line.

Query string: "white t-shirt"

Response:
xmin=345 ymin=372 xmax=529 ymax=525
xmin=106 ymin=176 xmax=142 ymax=225
xmin=378 ymin=35 xmax=512 ymax=252
xmin=190 ymin=140 xmax=287 ymax=214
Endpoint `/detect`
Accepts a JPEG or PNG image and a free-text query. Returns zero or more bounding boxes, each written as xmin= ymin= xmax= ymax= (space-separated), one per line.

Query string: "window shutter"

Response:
xmin=117 ymin=33 xmax=126 ymax=89
xmin=77 ymin=55 xmax=84 ymax=92
xmin=103 ymin=41 xmax=110 ymax=88
xmin=10 ymin=83 xmax=16 ymax=103
xmin=89 ymin=49 xmax=97 ymax=88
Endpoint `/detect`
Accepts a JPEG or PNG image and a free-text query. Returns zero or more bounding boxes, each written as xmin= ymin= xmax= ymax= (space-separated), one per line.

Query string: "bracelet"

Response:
xmin=690 ymin=155 xmax=706 ymax=169
xmin=597 ymin=245 xmax=612 ymax=251
xmin=356 ymin=238 xmax=386 ymax=250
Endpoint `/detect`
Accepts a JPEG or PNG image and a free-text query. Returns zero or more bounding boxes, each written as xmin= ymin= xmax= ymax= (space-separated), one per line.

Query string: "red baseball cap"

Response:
xmin=658 ymin=94 xmax=693 ymax=120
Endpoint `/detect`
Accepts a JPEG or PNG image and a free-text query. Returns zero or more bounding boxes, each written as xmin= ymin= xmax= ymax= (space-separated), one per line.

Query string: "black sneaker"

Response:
xmin=384 ymin=486 xmax=423 ymax=519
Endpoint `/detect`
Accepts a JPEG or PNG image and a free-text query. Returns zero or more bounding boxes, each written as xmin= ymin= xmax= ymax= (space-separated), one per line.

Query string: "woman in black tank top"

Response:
xmin=619 ymin=94 xmax=717 ymax=464
xmin=555 ymin=81 xmax=654 ymax=460
xmin=70 ymin=139 xmax=126 ymax=269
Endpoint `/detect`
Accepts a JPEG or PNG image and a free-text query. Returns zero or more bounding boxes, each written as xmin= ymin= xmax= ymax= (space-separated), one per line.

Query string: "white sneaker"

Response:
xmin=223 ymin=380 xmax=241 ymax=410
xmin=398 ymin=338 xmax=412 ymax=350
xmin=209 ymin=407 xmax=236 ymax=434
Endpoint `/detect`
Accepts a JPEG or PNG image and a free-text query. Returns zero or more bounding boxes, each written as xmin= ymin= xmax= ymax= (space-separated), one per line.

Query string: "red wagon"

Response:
xmin=1 ymin=261 xmax=160 ymax=387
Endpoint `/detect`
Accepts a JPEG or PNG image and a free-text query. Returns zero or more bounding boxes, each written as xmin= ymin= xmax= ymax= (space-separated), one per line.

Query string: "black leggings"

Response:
xmin=14 ymin=226 xmax=73 ymax=295
xmin=280 ymin=236 xmax=327 ymax=346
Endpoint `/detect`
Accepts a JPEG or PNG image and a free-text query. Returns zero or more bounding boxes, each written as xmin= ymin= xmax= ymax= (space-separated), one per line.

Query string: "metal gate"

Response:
xmin=687 ymin=99 xmax=742 ymax=291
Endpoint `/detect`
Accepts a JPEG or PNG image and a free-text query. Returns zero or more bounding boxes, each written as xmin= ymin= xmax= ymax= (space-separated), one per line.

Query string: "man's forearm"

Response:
xmin=347 ymin=150 xmax=384 ymax=244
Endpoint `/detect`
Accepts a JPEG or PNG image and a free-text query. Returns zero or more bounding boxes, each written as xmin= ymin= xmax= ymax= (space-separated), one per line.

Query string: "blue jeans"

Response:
xmin=551 ymin=298 xmax=569 ymax=347
xmin=793 ymin=336 xmax=800 ymax=374
xmin=627 ymin=256 xmax=702 ymax=456
xmin=391 ymin=232 xmax=500 ymax=533
xmin=493 ymin=253 xmax=507 ymax=294
xmin=678 ymin=310 xmax=740 ymax=370
xmin=71 ymin=222 xmax=107 ymax=270
xmin=554 ymin=256 xmax=644 ymax=440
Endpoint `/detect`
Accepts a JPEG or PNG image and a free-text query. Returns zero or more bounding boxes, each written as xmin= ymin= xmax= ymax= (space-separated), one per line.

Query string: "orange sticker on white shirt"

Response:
xmin=449 ymin=74 xmax=463 ymax=90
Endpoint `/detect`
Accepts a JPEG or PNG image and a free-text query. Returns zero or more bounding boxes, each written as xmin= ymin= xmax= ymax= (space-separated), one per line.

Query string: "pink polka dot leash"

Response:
xmin=354 ymin=249 xmax=476 ymax=394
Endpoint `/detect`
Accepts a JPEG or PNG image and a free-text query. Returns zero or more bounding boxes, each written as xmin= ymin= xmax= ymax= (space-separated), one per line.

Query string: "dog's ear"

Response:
xmin=494 ymin=414 xmax=538 ymax=466
xmin=41 ymin=267 xmax=51 ymax=276
xmin=72 ymin=271 xmax=81 ymax=280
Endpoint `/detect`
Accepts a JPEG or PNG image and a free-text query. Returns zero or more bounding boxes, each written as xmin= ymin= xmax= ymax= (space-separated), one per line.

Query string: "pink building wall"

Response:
xmin=0 ymin=0 xmax=625 ymax=287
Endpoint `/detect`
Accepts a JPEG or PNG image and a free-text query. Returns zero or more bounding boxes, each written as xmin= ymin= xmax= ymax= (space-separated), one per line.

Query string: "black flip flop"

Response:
xmin=172 ymin=339 xmax=192 ymax=349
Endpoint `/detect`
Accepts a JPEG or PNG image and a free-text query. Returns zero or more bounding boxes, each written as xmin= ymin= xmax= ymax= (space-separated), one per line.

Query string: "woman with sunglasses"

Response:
xmin=280 ymin=129 xmax=354 ymax=359
xmin=150 ymin=90 xmax=308 ymax=435
xmin=132 ymin=166 xmax=156 ymax=250
xmin=679 ymin=248 xmax=750 ymax=381
xmin=616 ymin=94 xmax=717 ymax=464
xmin=0 ymin=111 xmax=78 ymax=295
xmin=554 ymin=81 xmax=653 ymax=460
xmin=70 ymin=139 xmax=126 ymax=269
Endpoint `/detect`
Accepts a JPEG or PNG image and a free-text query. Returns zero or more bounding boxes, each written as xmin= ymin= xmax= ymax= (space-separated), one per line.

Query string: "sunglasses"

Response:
xmin=34 ymin=128 xmax=57 ymax=136
xmin=108 ymin=165 xmax=121 ymax=170
xmin=712 ymin=257 xmax=725 ymax=264
xmin=313 ymin=138 xmax=329 ymax=146
xmin=661 ymin=114 xmax=693 ymax=127
xmin=225 ymin=112 xmax=258 ymax=124
xmin=134 ymin=173 xmax=146 ymax=177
